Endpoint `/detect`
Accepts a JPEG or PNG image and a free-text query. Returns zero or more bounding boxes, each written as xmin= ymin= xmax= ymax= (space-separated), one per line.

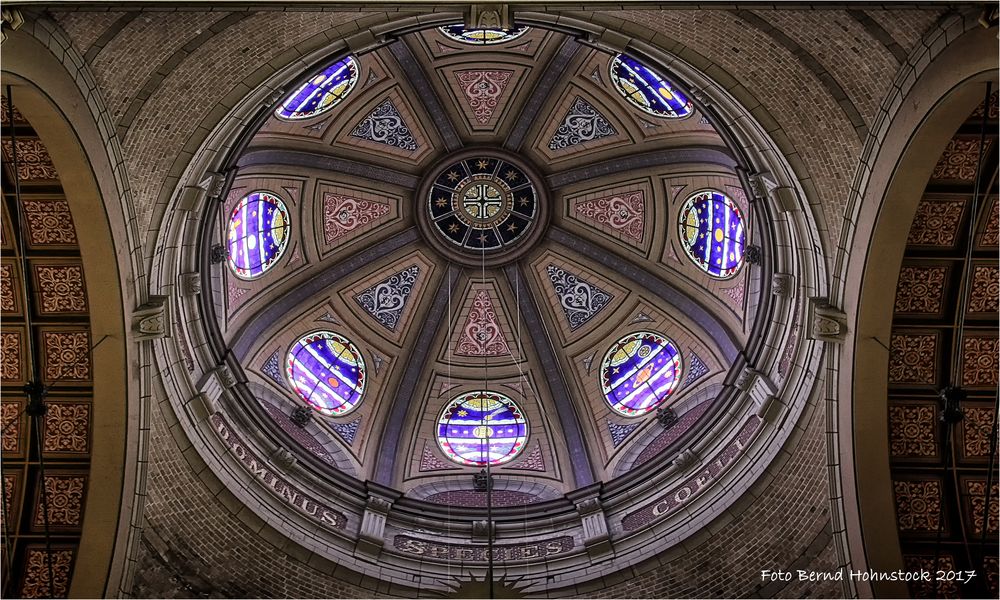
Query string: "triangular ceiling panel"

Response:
xmin=451 ymin=68 xmax=517 ymax=129
xmin=444 ymin=281 xmax=521 ymax=365
xmin=544 ymin=264 xmax=614 ymax=331
xmin=569 ymin=185 xmax=648 ymax=249
xmin=354 ymin=264 xmax=421 ymax=332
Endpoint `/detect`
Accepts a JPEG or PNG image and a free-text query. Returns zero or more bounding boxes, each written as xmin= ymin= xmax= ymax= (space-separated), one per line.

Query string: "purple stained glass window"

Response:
xmin=286 ymin=331 xmax=366 ymax=416
xmin=436 ymin=391 xmax=528 ymax=466
xmin=275 ymin=56 xmax=359 ymax=121
xmin=601 ymin=331 xmax=683 ymax=417
xmin=226 ymin=191 xmax=290 ymax=280
xmin=609 ymin=54 xmax=693 ymax=119
xmin=438 ymin=24 xmax=528 ymax=45
xmin=678 ymin=190 xmax=747 ymax=279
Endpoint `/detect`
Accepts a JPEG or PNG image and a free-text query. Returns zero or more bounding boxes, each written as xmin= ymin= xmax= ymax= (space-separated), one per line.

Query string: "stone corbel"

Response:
xmin=574 ymin=496 xmax=612 ymax=557
xmin=1 ymin=9 xmax=24 ymax=44
xmin=755 ymin=395 xmax=783 ymax=423
xmin=215 ymin=365 xmax=237 ymax=389
xmin=465 ymin=4 xmax=513 ymax=29
xmin=132 ymin=295 xmax=168 ymax=341
xmin=471 ymin=519 xmax=495 ymax=542
xmin=672 ymin=448 xmax=699 ymax=470
xmin=690 ymin=87 xmax=713 ymax=108
xmin=269 ymin=447 xmax=297 ymax=471
xmin=772 ymin=273 xmax=794 ymax=297
xmin=180 ymin=272 xmax=201 ymax=296
xmin=749 ymin=172 xmax=777 ymax=201
xmin=356 ymin=486 xmax=399 ymax=555
xmin=808 ymin=297 xmax=847 ymax=343
xmin=734 ymin=366 xmax=759 ymax=392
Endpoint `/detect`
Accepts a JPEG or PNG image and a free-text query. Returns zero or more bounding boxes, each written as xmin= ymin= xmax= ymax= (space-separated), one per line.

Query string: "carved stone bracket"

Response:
xmin=215 ymin=365 xmax=236 ymax=389
xmin=808 ymin=297 xmax=847 ymax=343
xmin=745 ymin=244 xmax=762 ymax=266
xmin=672 ymin=448 xmax=699 ymax=470
xmin=471 ymin=519 xmax=495 ymax=541
xmin=357 ymin=493 xmax=395 ymax=555
xmin=209 ymin=244 xmax=227 ymax=265
xmin=748 ymin=172 xmax=798 ymax=212
xmin=574 ymin=496 xmax=612 ymax=557
xmin=269 ymin=447 xmax=297 ymax=471
xmin=756 ymin=395 xmax=783 ymax=423
xmin=749 ymin=172 xmax=777 ymax=200
xmin=180 ymin=272 xmax=201 ymax=296
xmin=691 ymin=87 xmax=713 ymax=108
xmin=198 ymin=171 xmax=226 ymax=200
xmin=734 ymin=367 xmax=759 ymax=392
xmin=132 ymin=295 xmax=168 ymax=341
xmin=772 ymin=273 xmax=793 ymax=297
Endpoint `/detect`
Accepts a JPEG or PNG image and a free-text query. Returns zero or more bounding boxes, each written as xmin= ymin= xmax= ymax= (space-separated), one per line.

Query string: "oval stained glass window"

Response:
xmin=436 ymin=390 xmax=528 ymax=466
xmin=678 ymin=190 xmax=747 ymax=278
xmin=226 ymin=191 xmax=291 ymax=280
xmin=609 ymin=54 xmax=693 ymax=119
xmin=286 ymin=331 xmax=366 ymax=416
xmin=601 ymin=331 xmax=683 ymax=417
xmin=275 ymin=56 xmax=359 ymax=121
xmin=438 ymin=24 xmax=528 ymax=45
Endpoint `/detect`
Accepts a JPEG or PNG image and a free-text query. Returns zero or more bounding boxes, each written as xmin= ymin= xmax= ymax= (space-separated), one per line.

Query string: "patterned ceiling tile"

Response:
xmin=2 ymin=471 xmax=19 ymax=530
xmin=931 ymin=137 xmax=993 ymax=181
xmin=20 ymin=545 xmax=75 ymax=599
xmin=608 ymin=420 xmax=641 ymax=447
xmin=33 ymin=263 xmax=87 ymax=314
xmin=893 ymin=265 xmax=947 ymax=314
xmin=260 ymin=350 xmax=287 ymax=389
xmin=1 ymin=261 xmax=18 ymax=314
xmin=888 ymin=403 xmax=937 ymax=458
xmin=1 ymin=94 xmax=27 ymax=124
xmin=1 ymin=138 xmax=59 ymax=182
xmin=43 ymin=402 xmax=91 ymax=454
xmin=966 ymin=480 xmax=999 ymax=536
xmin=893 ymin=479 xmax=942 ymax=533
xmin=455 ymin=289 xmax=511 ymax=357
xmin=962 ymin=335 xmax=998 ymax=388
xmin=968 ymin=264 xmax=999 ymax=313
xmin=981 ymin=198 xmax=999 ymax=247
xmin=2 ymin=398 xmax=25 ymax=456
xmin=572 ymin=189 xmax=645 ymax=245
xmin=33 ymin=474 xmax=87 ymax=529
xmin=902 ymin=555 xmax=958 ymax=598
xmin=322 ymin=192 xmax=390 ymax=246
xmin=971 ymin=90 xmax=999 ymax=119
xmin=888 ymin=333 xmax=937 ymax=385
xmin=504 ymin=441 xmax=545 ymax=471
xmin=41 ymin=329 xmax=92 ymax=383
xmin=329 ymin=417 xmax=361 ymax=446
xmin=683 ymin=351 xmax=710 ymax=387
xmin=454 ymin=69 xmax=513 ymax=125
xmin=545 ymin=264 xmax=613 ymax=331
xmin=1 ymin=330 xmax=24 ymax=382
xmin=548 ymin=96 xmax=618 ymax=151
xmin=961 ymin=406 xmax=995 ymax=459
xmin=419 ymin=442 xmax=457 ymax=472
xmin=354 ymin=264 xmax=420 ymax=332
xmin=23 ymin=199 xmax=78 ymax=246
xmin=985 ymin=556 xmax=999 ymax=598
xmin=350 ymin=99 xmax=418 ymax=151
xmin=906 ymin=198 xmax=964 ymax=247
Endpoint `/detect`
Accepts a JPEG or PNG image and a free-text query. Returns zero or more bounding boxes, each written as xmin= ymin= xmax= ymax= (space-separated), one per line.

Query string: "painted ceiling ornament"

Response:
xmin=683 ymin=351 xmax=710 ymax=387
xmin=573 ymin=189 xmax=645 ymax=243
xmin=678 ymin=189 xmax=747 ymax=278
xmin=261 ymin=350 xmax=287 ymax=389
xmin=609 ymin=54 xmax=694 ymax=119
xmin=548 ymin=96 xmax=617 ymax=151
xmin=350 ymin=99 xmax=418 ymax=151
xmin=455 ymin=70 xmax=513 ymax=125
xmin=436 ymin=390 xmax=528 ymax=466
xmin=439 ymin=23 xmax=529 ymax=45
xmin=545 ymin=265 xmax=614 ymax=330
xmin=601 ymin=331 xmax=683 ymax=417
xmin=354 ymin=265 xmax=420 ymax=331
xmin=456 ymin=289 xmax=511 ymax=357
xmin=226 ymin=191 xmax=291 ymax=280
xmin=607 ymin=420 xmax=641 ymax=447
xmin=275 ymin=55 xmax=359 ymax=121
xmin=285 ymin=331 xmax=366 ymax=416
xmin=322 ymin=192 xmax=390 ymax=245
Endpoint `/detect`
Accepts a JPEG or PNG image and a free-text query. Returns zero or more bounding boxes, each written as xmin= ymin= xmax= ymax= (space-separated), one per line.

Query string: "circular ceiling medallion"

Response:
xmin=417 ymin=150 xmax=549 ymax=266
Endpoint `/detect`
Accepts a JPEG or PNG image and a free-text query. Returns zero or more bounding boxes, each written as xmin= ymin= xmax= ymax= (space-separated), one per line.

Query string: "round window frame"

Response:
xmin=676 ymin=188 xmax=748 ymax=280
xmin=273 ymin=55 xmax=360 ymax=122
xmin=435 ymin=390 xmax=530 ymax=467
xmin=225 ymin=189 xmax=292 ymax=281
xmin=285 ymin=330 xmax=367 ymax=417
xmin=608 ymin=53 xmax=695 ymax=120
xmin=600 ymin=330 xmax=684 ymax=418
xmin=438 ymin=24 xmax=529 ymax=45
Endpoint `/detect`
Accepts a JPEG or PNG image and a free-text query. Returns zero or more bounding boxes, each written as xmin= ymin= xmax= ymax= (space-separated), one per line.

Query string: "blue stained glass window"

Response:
xmin=286 ymin=331 xmax=366 ymax=416
xmin=439 ymin=24 xmax=528 ymax=45
xmin=275 ymin=56 xmax=359 ymax=121
xmin=609 ymin=54 xmax=694 ymax=119
xmin=601 ymin=331 xmax=683 ymax=417
xmin=678 ymin=190 xmax=747 ymax=278
xmin=437 ymin=391 xmax=528 ymax=466
xmin=226 ymin=191 xmax=290 ymax=280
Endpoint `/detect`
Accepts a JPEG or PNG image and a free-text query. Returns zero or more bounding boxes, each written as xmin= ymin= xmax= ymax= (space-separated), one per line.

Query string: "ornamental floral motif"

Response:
xmin=419 ymin=442 xmax=456 ymax=472
xmin=505 ymin=441 xmax=545 ymax=471
xmin=931 ymin=138 xmax=993 ymax=181
xmin=573 ymin=190 xmax=645 ymax=243
xmin=1 ymin=94 xmax=26 ymax=124
xmin=888 ymin=404 xmax=937 ymax=458
xmin=43 ymin=403 xmax=91 ymax=453
xmin=3 ymin=473 xmax=16 ymax=528
xmin=455 ymin=70 xmax=513 ymax=125
xmin=548 ymin=97 xmax=617 ymax=151
xmin=2 ymin=400 xmax=22 ymax=453
xmin=350 ymin=99 xmax=418 ymax=151
xmin=329 ymin=417 xmax=361 ymax=445
xmin=982 ymin=199 xmax=999 ymax=247
xmin=888 ymin=333 xmax=937 ymax=385
xmin=1 ymin=263 xmax=15 ymax=312
xmin=35 ymin=265 xmax=87 ymax=313
xmin=962 ymin=406 xmax=995 ymax=458
xmin=260 ymin=350 xmax=286 ymax=388
xmin=23 ymin=199 xmax=77 ymax=245
xmin=545 ymin=265 xmax=613 ymax=330
xmin=0 ymin=138 xmax=59 ymax=181
xmin=354 ymin=265 xmax=420 ymax=331
xmin=967 ymin=480 xmax=999 ymax=535
xmin=1 ymin=331 xmax=22 ymax=381
xmin=33 ymin=475 xmax=86 ymax=527
xmin=607 ymin=420 xmax=641 ymax=447
xmin=21 ymin=547 xmax=74 ymax=599
xmin=456 ymin=289 xmax=511 ymax=357
xmin=893 ymin=266 xmax=947 ymax=314
xmin=906 ymin=199 xmax=964 ymax=246
xmin=893 ymin=479 xmax=942 ymax=532
xmin=962 ymin=336 xmax=998 ymax=387
xmin=42 ymin=331 xmax=91 ymax=382
xmin=968 ymin=265 xmax=999 ymax=313
xmin=683 ymin=351 xmax=710 ymax=387
xmin=902 ymin=555 xmax=958 ymax=598
xmin=322 ymin=192 xmax=390 ymax=245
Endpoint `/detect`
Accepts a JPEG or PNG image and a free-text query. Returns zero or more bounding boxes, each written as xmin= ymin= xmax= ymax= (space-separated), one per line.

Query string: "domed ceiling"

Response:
xmin=212 ymin=24 xmax=755 ymax=502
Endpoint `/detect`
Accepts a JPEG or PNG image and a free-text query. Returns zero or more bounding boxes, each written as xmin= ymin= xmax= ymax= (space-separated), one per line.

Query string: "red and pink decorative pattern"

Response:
xmin=419 ymin=442 xmax=456 ymax=472
xmin=504 ymin=441 xmax=545 ymax=472
xmin=573 ymin=190 xmax=645 ymax=243
xmin=455 ymin=70 xmax=513 ymax=125
xmin=322 ymin=192 xmax=390 ymax=245
xmin=423 ymin=489 xmax=542 ymax=507
xmin=456 ymin=289 xmax=510 ymax=357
